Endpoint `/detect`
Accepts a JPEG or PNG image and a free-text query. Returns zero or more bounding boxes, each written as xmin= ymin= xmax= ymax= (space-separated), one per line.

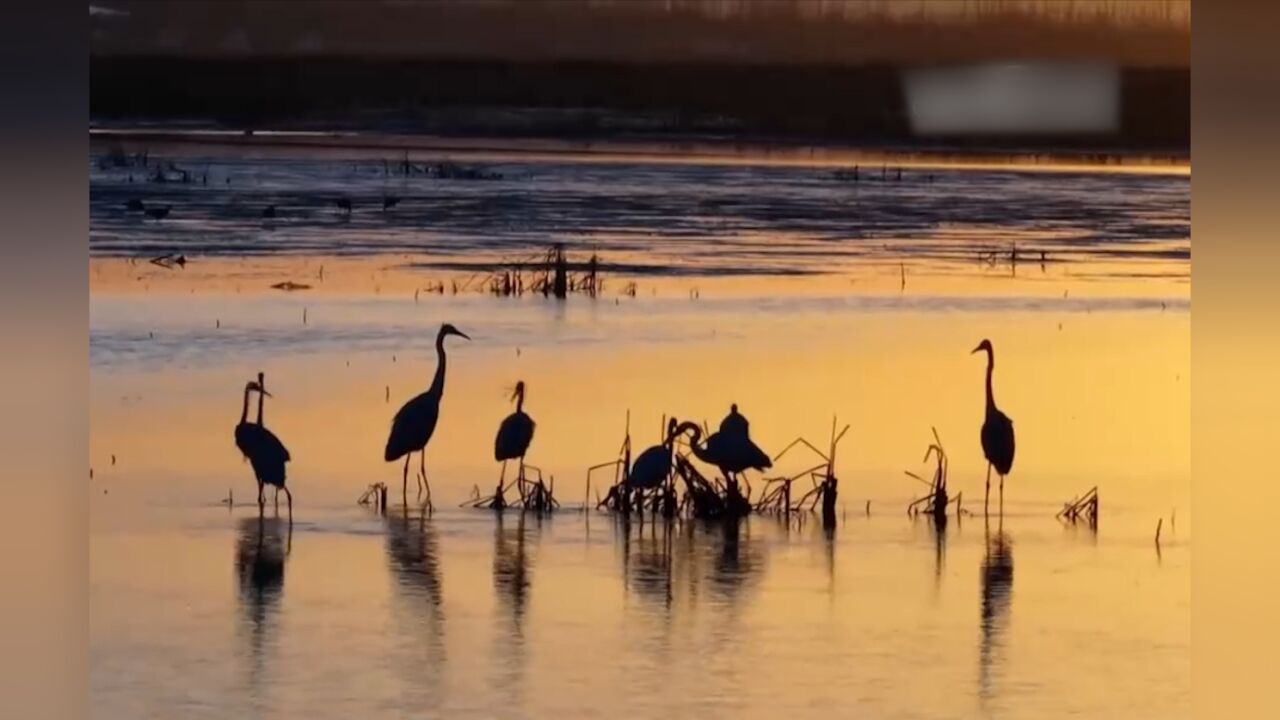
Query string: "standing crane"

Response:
xmin=385 ymin=323 xmax=471 ymax=509
xmin=494 ymin=380 xmax=536 ymax=494
xmin=972 ymin=339 xmax=1015 ymax=514
xmin=234 ymin=372 xmax=292 ymax=518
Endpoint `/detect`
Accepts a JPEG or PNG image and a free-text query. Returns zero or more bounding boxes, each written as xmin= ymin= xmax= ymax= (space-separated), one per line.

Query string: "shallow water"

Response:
xmin=90 ymin=142 xmax=1189 ymax=718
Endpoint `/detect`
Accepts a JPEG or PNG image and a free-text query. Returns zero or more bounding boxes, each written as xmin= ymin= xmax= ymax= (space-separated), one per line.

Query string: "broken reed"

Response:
xmin=754 ymin=417 xmax=847 ymax=528
xmin=478 ymin=244 xmax=602 ymax=299
xmin=905 ymin=428 xmax=962 ymax=521
xmin=1056 ymin=485 xmax=1099 ymax=527
xmin=462 ymin=465 xmax=559 ymax=514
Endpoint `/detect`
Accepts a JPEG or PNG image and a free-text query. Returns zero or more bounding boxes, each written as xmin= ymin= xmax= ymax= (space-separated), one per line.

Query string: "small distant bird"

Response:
xmin=234 ymin=372 xmax=293 ymax=517
xmin=125 ymin=199 xmax=145 ymax=212
xmin=382 ymin=195 xmax=400 ymax=211
xmin=972 ymin=339 xmax=1015 ymax=513
xmin=494 ymin=381 xmax=536 ymax=488
xmin=262 ymin=204 xmax=276 ymax=219
xmin=385 ymin=323 xmax=471 ymax=507
xmin=628 ymin=418 xmax=680 ymax=490
xmin=334 ymin=198 xmax=352 ymax=214
xmin=144 ymin=205 xmax=171 ymax=221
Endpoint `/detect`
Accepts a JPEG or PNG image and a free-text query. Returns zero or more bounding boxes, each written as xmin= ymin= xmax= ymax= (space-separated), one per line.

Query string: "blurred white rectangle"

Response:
xmin=903 ymin=62 xmax=1119 ymax=135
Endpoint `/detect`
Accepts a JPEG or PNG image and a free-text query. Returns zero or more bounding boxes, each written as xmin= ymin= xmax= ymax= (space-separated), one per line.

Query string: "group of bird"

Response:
xmin=234 ymin=323 xmax=1017 ymax=519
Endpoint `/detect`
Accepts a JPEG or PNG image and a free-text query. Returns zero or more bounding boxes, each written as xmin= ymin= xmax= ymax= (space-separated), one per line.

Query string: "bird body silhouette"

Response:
xmin=144 ymin=205 xmax=171 ymax=221
xmin=973 ymin=339 xmax=1015 ymax=512
xmin=629 ymin=418 xmax=679 ymax=490
xmin=234 ymin=373 xmax=291 ymax=515
xmin=386 ymin=323 xmax=470 ymax=507
xmin=676 ymin=405 xmax=771 ymax=480
xmin=494 ymin=381 xmax=535 ymax=463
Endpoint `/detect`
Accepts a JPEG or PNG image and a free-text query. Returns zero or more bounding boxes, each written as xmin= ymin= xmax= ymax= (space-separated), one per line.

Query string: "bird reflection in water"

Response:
xmin=978 ymin=519 xmax=1014 ymax=706
xmin=707 ymin=517 xmax=762 ymax=606
xmin=492 ymin=512 xmax=537 ymax=704
xmin=234 ymin=515 xmax=290 ymax=693
xmin=384 ymin=505 xmax=446 ymax=701
xmin=620 ymin=515 xmax=676 ymax=611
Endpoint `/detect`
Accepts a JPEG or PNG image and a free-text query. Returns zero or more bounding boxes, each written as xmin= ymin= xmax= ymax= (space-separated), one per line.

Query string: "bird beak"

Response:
xmin=453 ymin=329 xmax=471 ymax=341
xmin=970 ymin=344 xmax=982 ymax=354
xmin=260 ymin=388 xmax=273 ymax=398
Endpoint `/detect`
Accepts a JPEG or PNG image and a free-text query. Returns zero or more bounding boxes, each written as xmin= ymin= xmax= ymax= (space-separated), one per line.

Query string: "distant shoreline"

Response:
xmin=91 ymin=57 xmax=1188 ymax=155
xmin=89 ymin=128 xmax=1188 ymax=173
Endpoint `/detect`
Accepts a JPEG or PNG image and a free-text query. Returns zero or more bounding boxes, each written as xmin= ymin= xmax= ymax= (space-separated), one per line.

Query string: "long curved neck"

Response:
xmin=515 ymin=386 xmax=524 ymax=413
xmin=240 ymin=387 xmax=252 ymax=424
xmin=984 ymin=348 xmax=996 ymax=412
xmin=673 ymin=421 xmax=706 ymax=458
xmin=256 ymin=385 xmax=264 ymax=425
xmin=429 ymin=334 xmax=447 ymax=395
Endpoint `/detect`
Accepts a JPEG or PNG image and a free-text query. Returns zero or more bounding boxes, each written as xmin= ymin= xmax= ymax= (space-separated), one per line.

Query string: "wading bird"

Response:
xmin=234 ymin=372 xmax=292 ymax=518
xmin=385 ymin=323 xmax=471 ymax=508
xmin=494 ymin=381 xmax=536 ymax=489
xmin=972 ymin=339 xmax=1015 ymax=513
xmin=675 ymin=408 xmax=771 ymax=490
xmin=629 ymin=418 xmax=680 ymax=490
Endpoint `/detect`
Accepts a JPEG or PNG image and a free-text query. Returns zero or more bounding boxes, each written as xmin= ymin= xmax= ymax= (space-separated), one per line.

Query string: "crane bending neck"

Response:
xmin=240 ymin=386 xmax=252 ymax=424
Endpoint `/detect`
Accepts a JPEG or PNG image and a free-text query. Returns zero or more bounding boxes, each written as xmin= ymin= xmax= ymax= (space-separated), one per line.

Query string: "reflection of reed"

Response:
xmin=234 ymin=515 xmax=289 ymax=689
xmin=932 ymin=513 xmax=949 ymax=593
xmin=978 ymin=522 xmax=1014 ymax=704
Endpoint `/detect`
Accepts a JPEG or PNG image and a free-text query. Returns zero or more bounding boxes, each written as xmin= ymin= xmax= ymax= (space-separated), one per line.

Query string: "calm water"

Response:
xmin=90 ymin=141 xmax=1189 ymax=719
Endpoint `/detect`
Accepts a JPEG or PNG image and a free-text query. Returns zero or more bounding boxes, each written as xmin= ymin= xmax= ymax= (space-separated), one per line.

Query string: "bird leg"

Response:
xmin=257 ymin=481 xmax=265 ymax=514
xmin=999 ymin=474 xmax=1005 ymax=516
xmin=283 ymin=486 xmax=293 ymax=523
xmin=517 ymin=458 xmax=528 ymax=503
xmin=402 ymin=454 xmax=410 ymax=500
xmin=984 ymin=464 xmax=992 ymax=516
xmin=418 ymin=451 xmax=427 ymax=495
xmin=274 ymin=487 xmax=279 ymax=514
xmin=420 ymin=451 xmax=433 ymax=513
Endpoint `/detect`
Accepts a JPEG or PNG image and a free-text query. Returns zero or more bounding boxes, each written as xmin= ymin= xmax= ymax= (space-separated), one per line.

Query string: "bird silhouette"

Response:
xmin=629 ymin=418 xmax=680 ymax=490
xmin=143 ymin=205 xmax=171 ymax=221
xmin=261 ymin=204 xmax=276 ymax=219
xmin=234 ymin=372 xmax=292 ymax=518
xmin=385 ymin=323 xmax=471 ymax=509
xmin=675 ymin=412 xmax=771 ymax=482
xmin=973 ymin=340 xmax=1015 ymax=514
xmin=125 ymin=198 xmax=145 ymax=212
xmin=333 ymin=197 xmax=352 ymax=214
xmin=383 ymin=195 xmax=401 ymax=211
xmin=494 ymin=380 xmax=536 ymax=491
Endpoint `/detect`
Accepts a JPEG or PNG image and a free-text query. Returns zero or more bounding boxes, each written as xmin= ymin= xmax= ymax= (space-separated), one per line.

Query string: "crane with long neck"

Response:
xmin=385 ymin=323 xmax=471 ymax=510
xmin=972 ymin=340 xmax=1015 ymax=514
